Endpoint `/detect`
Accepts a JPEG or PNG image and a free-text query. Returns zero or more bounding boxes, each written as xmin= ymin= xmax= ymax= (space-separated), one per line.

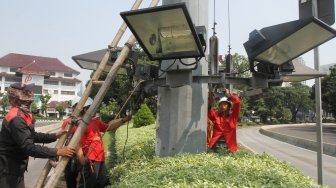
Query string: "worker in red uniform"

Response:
xmin=208 ymin=88 xmax=240 ymax=153
xmin=0 ymin=83 xmax=75 ymax=188
xmin=207 ymin=91 xmax=216 ymax=147
xmin=61 ymin=97 xmax=93 ymax=188
xmin=62 ymin=97 xmax=132 ymax=188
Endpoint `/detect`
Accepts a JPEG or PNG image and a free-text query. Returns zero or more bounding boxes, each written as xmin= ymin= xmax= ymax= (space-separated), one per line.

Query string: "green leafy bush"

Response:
xmin=111 ymin=153 xmax=320 ymax=188
xmin=109 ymin=124 xmax=321 ymax=188
xmin=133 ymin=103 xmax=155 ymax=128
xmin=100 ymin=99 xmax=120 ymax=122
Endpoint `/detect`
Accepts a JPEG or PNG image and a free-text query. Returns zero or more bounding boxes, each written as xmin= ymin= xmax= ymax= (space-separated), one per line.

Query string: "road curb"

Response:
xmin=259 ymin=124 xmax=336 ymax=157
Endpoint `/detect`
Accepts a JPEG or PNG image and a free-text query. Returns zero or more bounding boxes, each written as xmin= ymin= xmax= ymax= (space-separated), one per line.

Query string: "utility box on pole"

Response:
xmin=156 ymin=0 xmax=209 ymax=156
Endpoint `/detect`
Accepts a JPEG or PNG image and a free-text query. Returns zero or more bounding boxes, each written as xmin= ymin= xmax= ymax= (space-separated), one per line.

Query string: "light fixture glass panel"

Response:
xmin=121 ymin=3 xmax=204 ymax=60
xmin=280 ymin=60 xmax=326 ymax=82
xmin=281 ymin=75 xmax=317 ymax=82
xmin=76 ymin=60 xmax=112 ymax=72
xmin=256 ymin=22 xmax=336 ymax=65
xmin=76 ymin=60 xmax=98 ymax=70
xmin=72 ymin=49 xmax=138 ymax=75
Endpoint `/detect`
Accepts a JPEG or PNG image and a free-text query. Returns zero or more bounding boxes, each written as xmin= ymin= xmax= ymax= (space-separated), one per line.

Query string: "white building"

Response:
xmin=0 ymin=53 xmax=82 ymax=117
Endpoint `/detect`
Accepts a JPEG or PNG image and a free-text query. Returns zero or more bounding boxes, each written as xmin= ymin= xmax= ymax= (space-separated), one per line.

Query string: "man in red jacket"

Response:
xmin=62 ymin=97 xmax=132 ymax=188
xmin=208 ymin=89 xmax=241 ymax=153
xmin=0 ymin=83 xmax=75 ymax=188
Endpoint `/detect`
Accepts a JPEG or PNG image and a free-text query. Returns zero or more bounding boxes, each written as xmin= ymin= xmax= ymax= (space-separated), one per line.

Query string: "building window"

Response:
xmin=61 ymin=90 xmax=75 ymax=95
xmin=44 ymin=80 xmax=58 ymax=85
xmin=61 ymin=81 xmax=75 ymax=86
xmin=64 ymin=72 xmax=72 ymax=77
xmin=43 ymin=89 xmax=58 ymax=95
xmin=5 ymin=77 xmax=21 ymax=82
xmin=9 ymin=67 xmax=18 ymax=73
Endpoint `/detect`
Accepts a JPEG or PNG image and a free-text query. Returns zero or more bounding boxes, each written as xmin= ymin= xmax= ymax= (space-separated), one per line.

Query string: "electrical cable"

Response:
xmin=227 ymin=0 xmax=231 ymax=54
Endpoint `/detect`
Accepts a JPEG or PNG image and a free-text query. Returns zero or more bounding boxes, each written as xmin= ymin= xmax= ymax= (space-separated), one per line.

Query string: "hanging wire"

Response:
xmin=212 ymin=0 xmax=217 ymax=35
xmin=227 ymin=0 xmax=231 ymax=54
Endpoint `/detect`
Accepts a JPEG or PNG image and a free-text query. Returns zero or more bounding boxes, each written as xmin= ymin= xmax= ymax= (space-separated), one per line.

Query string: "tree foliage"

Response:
xmin=321 ymin=64 xmax=336 ymax=118
xmin=31 ymin=102 xmax=38 ymax=114
xmin=230 ymin=53 xmax=251 ymax=78
xmin=248 ymin=83 xmax=314 ymax=123
xmin=0 ymin=94 xmax=9 ymax=116
xmin=218 ymin=53 xmax=251 ymax=92
xmin=99 ymin=99 xmax=120 ymax=122
xmin=40 ymin=94 xmax=51 ymax=117
xmin=89 ymin=47 xmax=158 ymax=117
xmin=282 ymin=83 xmax=314 ymax=122
xmin=56 ymin=105 xmax=66 ymax=118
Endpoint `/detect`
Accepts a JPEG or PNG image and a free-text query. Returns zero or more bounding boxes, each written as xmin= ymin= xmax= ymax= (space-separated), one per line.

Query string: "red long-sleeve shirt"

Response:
xmin=208 ymin=95 xmax=240 ymax=152
xmin=61 ymin=117 xmax=108 ymax=162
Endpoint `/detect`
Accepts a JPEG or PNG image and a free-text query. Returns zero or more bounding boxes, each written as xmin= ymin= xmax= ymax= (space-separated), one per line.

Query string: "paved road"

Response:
xmin=238 ymin=126 xmax=336 ymax=188
xmin=25 ymin=143 xmax=56 ymax=188
xmin=24 ymin=122 xmax=60 ymax=188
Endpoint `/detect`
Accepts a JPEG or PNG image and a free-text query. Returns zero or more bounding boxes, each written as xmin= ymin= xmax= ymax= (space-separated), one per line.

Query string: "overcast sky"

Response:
xmin=1 ymin=0 xmax=335 ymax=86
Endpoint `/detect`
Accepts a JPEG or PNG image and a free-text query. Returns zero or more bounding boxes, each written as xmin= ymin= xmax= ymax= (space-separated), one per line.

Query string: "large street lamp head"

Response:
xmin=249 ymin=59 xmax=327 ymax=89
xmin=279 ymin=60 xmax=326 ymax=82
xmin=72 ymin=48 xmax=138 ymax=75
xmin=120 ymin=3 xmax=205 ymax=61
xmin=244 ymin=17 xmax=336 ymax=67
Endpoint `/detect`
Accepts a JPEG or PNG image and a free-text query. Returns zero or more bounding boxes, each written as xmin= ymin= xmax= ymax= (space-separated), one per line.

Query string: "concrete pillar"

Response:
xmin=156 ymin=0 xmax=209 ymax=156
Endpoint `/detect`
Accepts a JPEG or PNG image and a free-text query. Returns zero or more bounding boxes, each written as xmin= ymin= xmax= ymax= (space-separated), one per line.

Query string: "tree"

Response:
xmin=99 ymin=99 xmax=120 ymax=122
xmin=31 ymin=102 xmax=38 ymax=114
xmin=56 ymin=105 xmax=66 ymax=119
xmin=133 ymin=103 xmax=155 ymax=128
xmin=282 ymin=83 xmax=314 ymax=122
xmin=249 ymin=83 xmax=314 ymax=123
xmin=90 ymin=47 xmax=158 ymax=116
xmin=0 ymin=94 xmax=9 ymax=116
xmin=40 ymin=94 xmax=51 ymax=117
xmin=218 ymin=53 xmax=251 ymax=92
xmin=230 ymin=53 xmax=251 ymax=78
xmin=90 ymin=73 xmax=133 ymax=110
xmin=253 ymin=89 xmax=284 ymax=123
xmin=321 ymin=64 xmax=336 ymax=118
xmin=239 ymin=96 xmax=249 ymax=120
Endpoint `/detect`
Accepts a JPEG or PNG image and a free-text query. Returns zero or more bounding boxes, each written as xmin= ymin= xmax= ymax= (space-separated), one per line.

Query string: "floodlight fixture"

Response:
xmin=244 ymin=17 xmax=336 ymax=70
xmin=120 ymin=3 xmax=205 ymax=61
xmin=279 ymin=60 xmax=326 ymax=82
xmin=72 ymin=48 xmax=138 ymax=75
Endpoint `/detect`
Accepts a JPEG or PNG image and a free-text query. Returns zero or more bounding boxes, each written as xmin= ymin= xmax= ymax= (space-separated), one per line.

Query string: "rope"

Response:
xmin=113 ymin=80 xmax=144 ymax=120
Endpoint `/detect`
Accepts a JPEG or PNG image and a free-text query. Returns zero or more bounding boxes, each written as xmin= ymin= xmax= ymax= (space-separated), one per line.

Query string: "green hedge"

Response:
xmin=109 ymin=124 xmax=321 ymax=188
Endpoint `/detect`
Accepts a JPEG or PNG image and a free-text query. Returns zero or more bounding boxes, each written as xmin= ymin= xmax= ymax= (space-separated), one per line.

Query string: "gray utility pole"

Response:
xmin=156 ymin=0 xmax=209 ymax=156
xmin=312 ymin=0 xmax=324 ymax=185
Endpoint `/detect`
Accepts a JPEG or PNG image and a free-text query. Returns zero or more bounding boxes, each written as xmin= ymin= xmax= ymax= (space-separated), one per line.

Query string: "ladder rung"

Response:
xmin=92 ymin=81 xmax=105 ymax=85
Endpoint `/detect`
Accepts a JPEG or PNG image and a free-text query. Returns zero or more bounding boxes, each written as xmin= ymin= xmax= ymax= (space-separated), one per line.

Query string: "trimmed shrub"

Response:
xmin=109 ymin=124 xmax=321 ymax=188
xmin=133 ymin=103 xmax=155 ymax=128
